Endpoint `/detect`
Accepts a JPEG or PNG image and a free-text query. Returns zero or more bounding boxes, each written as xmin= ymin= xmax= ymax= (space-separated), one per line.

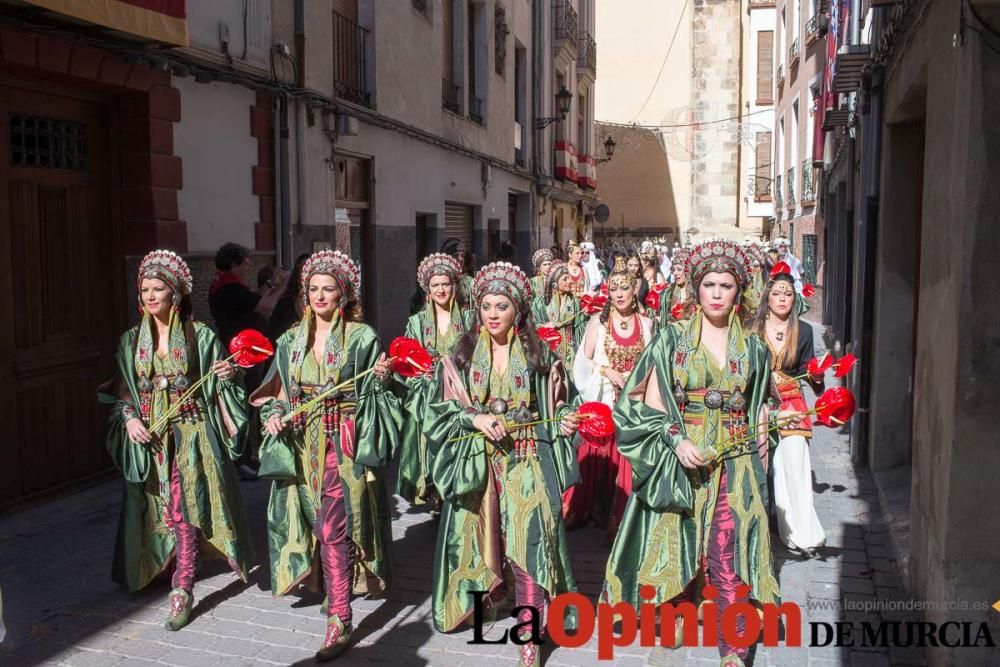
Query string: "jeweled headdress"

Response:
xmin=532 ymin=248 xmax=554 ymax=271
xmin=136 ymin=249 xmax=192 ymax=297
xmin=607 ymin=256 xmax=636 ymax=290
xmin=566 ymin=239 xmax=580 ymax=253
xmin=301 ymin=250 xmax=361 ymax=299
xmin=416 ymin=252 xmax=462 ymax=291
xmin=685 ymin=239 xmax=753 ymax=289
xmin=473 ymin=261 xmax=532 ymax=311
xmin=671 ymin=246 xmax=690 ymax=269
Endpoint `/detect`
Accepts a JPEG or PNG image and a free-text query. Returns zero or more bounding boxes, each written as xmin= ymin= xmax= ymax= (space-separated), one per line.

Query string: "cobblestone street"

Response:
xmin=0 ymin=331 xmax=925 ymax=666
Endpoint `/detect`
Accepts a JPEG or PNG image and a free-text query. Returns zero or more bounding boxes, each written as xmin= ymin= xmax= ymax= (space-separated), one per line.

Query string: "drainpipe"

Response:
xmin=278 ymin=95 xmax=293 ymax=267
xmin=294 ymin=0 xmax=307 ymax=261
xmin=272 ymin=97 xmax=284 ymax=266
xmin=531 ymin=0 xmax=542 ymax=250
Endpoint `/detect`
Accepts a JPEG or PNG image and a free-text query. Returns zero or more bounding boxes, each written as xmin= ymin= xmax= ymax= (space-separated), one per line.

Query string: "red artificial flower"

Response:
xmin=229 ymin=329 xmax=274 ymax=368
xmin=388 ymin=336 xmax=434 ymax=377
xmin=652 ymin=282 xmax=668 ymax=294
xmin=600 ymin=283 xmax=609 ymax=296
xmin=814 ymin=387 xmax=857 ymax=427
xmin=802 ymin=283 xmax=816 ymax=297
xmin=671 ymin=302 xmax=685 ymax=321
xmin=833 ymin=353 xmax=858 ymax=378
xmin=806 ymin=352 xmax=835 ymax=377
xmin=645 ymin=291 xmax=661 ymax=311
xmin=770 ymin=261 xmax=792 ymax=278
xmin=577 ymin=401 xmax=615 ymax=438
xmin=536 ymin=326 xmax=563 ymax=351
xmin=581 ymin=294 xmax=608 ymax=315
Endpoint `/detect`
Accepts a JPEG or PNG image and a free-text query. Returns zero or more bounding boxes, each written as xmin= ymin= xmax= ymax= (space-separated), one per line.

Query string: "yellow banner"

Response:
xmin=22 ymin=0 xmax=188 ymax=47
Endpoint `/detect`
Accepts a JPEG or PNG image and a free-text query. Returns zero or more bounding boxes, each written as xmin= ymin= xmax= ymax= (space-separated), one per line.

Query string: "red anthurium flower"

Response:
xmin=645 ymin=291 xmax=661 ymax=311
xmin=581 ymin=294 xmax=607 ymax=315
xmin=577 ymin=401 xmax=615 ymax=438
xmin=814 ymin=387 xmax=857 ymax=427
xmin=652 ymin=282 xmax=668 ymax=294
xmin=600 ymin=283 xmax=609 ymax=295
xmin=806 ymin=352 xmax=835 ymax=377
xmin=670 ymin=302 xmax=685 ymax=321
xmin=229 ymin=329 xmax=274 ymax=368
xmin=770 ymin=261 xmax=792 ymax=278
xmin=388 ymin=336 xmax=434 ymax=377
xmin=802 ymin=283 xmax=816 ymax=297
xmin=536 ymin=326 xmax=563 ymax=351
xmin=833 ymin=353 xmax=858 ymax=378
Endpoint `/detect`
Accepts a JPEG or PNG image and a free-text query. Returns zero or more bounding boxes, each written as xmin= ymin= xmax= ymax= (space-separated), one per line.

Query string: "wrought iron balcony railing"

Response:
xmin=775 ymin=173 xmax=783 ymax=209
xmin=442 ymin=78 xmax=460 ymax=113
xmin=332 ymin=10 xmax=372 ymax=107
xmin=777 ymin=63 xmax=784 ymax=86
xmin=801 ymin=158 xmax=815 ymax=204
xmin=469 ymin=95 xmax=484 ymax=125
xmin=748 ymin=175 xmax=772 ymax=201
xmin=786 ymin=167 xmax=796 ymax=208
xmin=789 ymin=37 xmax=800 ymax=63
xmin=553 ymin=0 xmax=578 ymax=51
xmin=578 ymin=32 xmax=597 ymax=72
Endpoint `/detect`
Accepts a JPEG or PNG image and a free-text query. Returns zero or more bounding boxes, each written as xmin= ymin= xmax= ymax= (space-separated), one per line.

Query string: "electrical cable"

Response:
xmin=599 ymin=108 xmax=774 ymax=130
xmin=629 ymin=0 xmax=690 ymax=122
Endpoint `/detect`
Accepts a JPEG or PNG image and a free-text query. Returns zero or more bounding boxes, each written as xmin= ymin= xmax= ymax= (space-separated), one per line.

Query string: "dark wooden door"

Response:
xmin=0 ymin=83 xmax=120 ymax=505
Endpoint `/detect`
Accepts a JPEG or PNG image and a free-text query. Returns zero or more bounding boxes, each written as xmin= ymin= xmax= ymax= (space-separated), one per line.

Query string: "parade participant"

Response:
xmin=774 ymin=238 xmax=804 ymax=292
xmin=251 ymin=250 xmax=401 ymax=661
xmin=565 ymin=239 xmax=590 ymax=297
xmin=423 ymin=262 xmax=582 ymax=666
xmin=626 ymin=253 xmax=649 ymax=307
xmin=532 ymin=260 xmax=585 ymax=394
xmin=567 ymin=257 xmax=655 ymax=534
xmin=659 ymin=246 xmax=695 ymax=325
xmin=529 ymin=248 xmax=555 ymax=301
xmin=658 ymin=244 xmax=673 ymax=280
xmin=99 ymin=250 xmax=253 ymax=631
xmin=396 ymin=253 xmax=474 ymax=513
xmin=640 ymin=247 xmax=667 ymax=289
xmin=741 ymin=243 xmax=770 ymax=320
xmin=580 ymin=241 xmax=605 ymax=292
xmin=441 ymin=237 xmax=476 ymax=303
xmin=749 ymin=271 xmax=826 ymax=558
xmin=603 ymin=239 xmax=779 ymax=667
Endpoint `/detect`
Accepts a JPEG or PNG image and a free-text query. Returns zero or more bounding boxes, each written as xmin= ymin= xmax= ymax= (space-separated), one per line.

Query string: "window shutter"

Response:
xmin=757 ymin=31 xmax=774 ymax=103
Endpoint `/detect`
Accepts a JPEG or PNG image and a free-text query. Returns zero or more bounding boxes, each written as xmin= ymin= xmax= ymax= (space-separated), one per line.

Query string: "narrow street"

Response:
xmin=0 ymin=330 xmax=924 ymax=667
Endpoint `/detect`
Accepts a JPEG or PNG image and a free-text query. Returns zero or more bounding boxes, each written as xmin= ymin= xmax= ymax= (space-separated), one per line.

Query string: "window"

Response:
xmin=757 ymin=31 xmax=774 ymax=104
xmin=754 ymin=131 xmax=772 ymax=201
xmin=514 ymin=43 xmax=527 ymax=165
xmin=10 ymin=114 xmax=88 ymax=171
xmin=577 ymin=93 xmax=586 ymax=154
xmin=468 ymin=1 xmax=486 ymax=125
xmin=802 ymin=233 xmax=818 ymax=284
xmin=442 ymin=0 xmax=459 ymax=111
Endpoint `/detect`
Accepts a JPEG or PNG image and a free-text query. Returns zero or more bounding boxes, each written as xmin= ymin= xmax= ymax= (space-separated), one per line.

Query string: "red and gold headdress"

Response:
xmin=607 ymin=256 xmax=637 ymax=290
xmin=416 ymin=252 xmax=462 ymax=291
xmin=136 ymin=249 xmax=192 ymax=298
xmin=472 ymin=261 xmax=533 ymax=311
xmin=685 ymin=239 xmax=753 ymax=289
xmin=301 ymin=250 xmax=361 ymax=300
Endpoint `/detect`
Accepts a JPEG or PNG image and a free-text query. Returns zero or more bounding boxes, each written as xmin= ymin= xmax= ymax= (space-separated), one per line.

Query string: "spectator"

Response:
xmin=268 ymin=253 xmax=310 ymax=340
xmin=209 ymin=243 xmax=288 ymax=349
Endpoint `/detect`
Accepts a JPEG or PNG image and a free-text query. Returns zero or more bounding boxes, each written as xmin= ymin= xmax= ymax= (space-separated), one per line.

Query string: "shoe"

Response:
xmin=665 ymin=617 xmax=684 ymax=649
xmin=320 ymin=595 xmax=329 ymax=616
xmin=720 ymin=654 xmax=745 ymax=667
xmin=517 ymin=638 xmax=541 ymax=667
xmin=316 ymin=614 xmax=353 ymax=661
xmin=163 ymin=588 xmax=193 ymax=631
xmin=237 ymin=464 xmax=259 ymax=481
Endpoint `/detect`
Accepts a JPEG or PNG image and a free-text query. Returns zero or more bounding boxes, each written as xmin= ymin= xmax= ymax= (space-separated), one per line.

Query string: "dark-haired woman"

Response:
xmin=532 ymin=260 xmax=585 ymax=394
xmin=250 ymin=250 xmax=402 ymax=661
xmin=424 ymin=262 xmax=581 ymax=667
xmin=749 ymin=271 xmax=826 ymax=558
xmin=98 ymin=250 xmax=253 ymax=631
xmin=567 ymin=257 xmax=655 ymax=534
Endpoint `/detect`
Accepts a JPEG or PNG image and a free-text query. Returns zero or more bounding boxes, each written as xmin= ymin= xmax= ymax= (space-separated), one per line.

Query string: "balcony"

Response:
xmin=748 ymin=0 xmax=776 ymax=7
xmin=748 ymin=175 xmax=772 ymax=202
xmin=553 ymin=0 xmax=578 ymax=53
xmin=805 ymin=14 xmax=824 ymax=45
xmin=554 ymin=140 xmax=579 ymax=184
xmin=578 ymin=31 xmax=597 ymax=75
xmin=801 ymin=159 xmax=815 ymax=205
xmin=442 ymin=78 xmax=461 ymax=113
xmin=786 ymin=167 xmax=796 ymax=209
xmin=789 ymin=37 xmax=800 ymax=65
xmin=332 ymin=10 xmax=372 ymax=107
xmin=777 ymin=64 xmax=784 ymax=87
xmin=832 ymin=43 xmax=870 ymax=93
xmin=775 ymin=174 xmax=783 ymax=209
xmin=469 ymin=95 xmax=484 ymax=126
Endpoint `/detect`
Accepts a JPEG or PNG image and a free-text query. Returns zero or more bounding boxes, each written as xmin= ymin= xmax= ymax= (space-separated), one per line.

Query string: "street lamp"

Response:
xmin=595 ymin=135 xmax=616 ymax=164
xmin=535 ymin=85 xmax=573 ymax=129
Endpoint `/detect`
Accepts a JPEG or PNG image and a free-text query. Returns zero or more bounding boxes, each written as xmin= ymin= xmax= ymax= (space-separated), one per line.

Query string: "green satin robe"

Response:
xmin=396 ymin=305 xmax=474 ymax=504
xmin=602 ymin=316 xmax=781 ymax=610
xmin=98 ymin=323 xmax=253 ymax=593
xmin=251 ymin=324 xmax=401 ymax=597
xmin=423 ymin=357 xmax=579 ymax=633
xmin=530 ymin=294 xmax=586 ymax=395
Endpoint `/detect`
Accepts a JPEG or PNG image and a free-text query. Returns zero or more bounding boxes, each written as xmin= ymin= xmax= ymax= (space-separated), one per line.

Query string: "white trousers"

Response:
xmin=773 ymin=435 xmax=826 ymax=551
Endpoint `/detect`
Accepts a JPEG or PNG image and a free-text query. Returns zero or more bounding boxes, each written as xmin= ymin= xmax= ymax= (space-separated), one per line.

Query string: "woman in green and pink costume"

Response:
xmin=603 ymin=239 xmax=779 ymax=667
xmin=395 ymin=252 xmax=474 ymax=512
xmin=250 ymin=250 xmax=401 ymax=661
xmin=99 ymin=250 xmax=253 ymax=631
xmin=424 ymin=262 xmax=583 ymax=667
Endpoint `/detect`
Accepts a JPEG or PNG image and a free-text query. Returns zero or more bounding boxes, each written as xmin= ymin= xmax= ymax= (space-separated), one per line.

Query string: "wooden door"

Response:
xmin=0 ymin=83 xmax=119 ymax=505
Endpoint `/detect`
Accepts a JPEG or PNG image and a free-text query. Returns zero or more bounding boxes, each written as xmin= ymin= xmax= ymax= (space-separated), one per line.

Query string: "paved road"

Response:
xmin=0 ymin=333 xmax=925 ymax=666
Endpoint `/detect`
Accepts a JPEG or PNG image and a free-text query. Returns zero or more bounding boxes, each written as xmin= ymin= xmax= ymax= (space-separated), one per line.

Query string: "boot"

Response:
xmin=315 ymin=614 xmax=353 ymax=661
xmin=516 ymin=638 xmax=541 ymax=667
xmin=163 ymin=589 xmax=193 ymax=631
